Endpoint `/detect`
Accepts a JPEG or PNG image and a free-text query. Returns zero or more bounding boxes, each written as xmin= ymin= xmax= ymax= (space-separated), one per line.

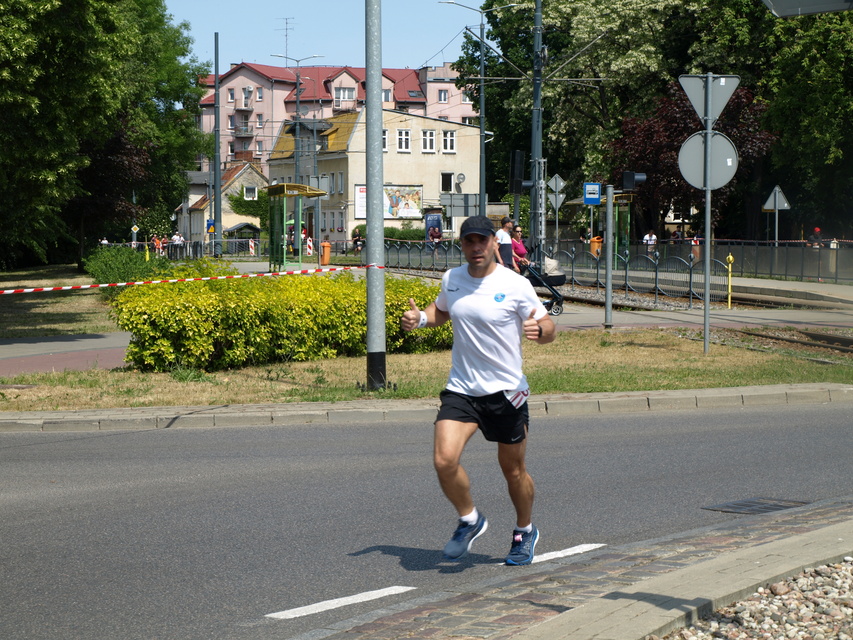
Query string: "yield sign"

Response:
xmin=679 ymin=74 xmax=740 ymax=125
xmin=548 ymin=191 xmax=566 ymax=211
xmin=762 ymin=185 xmax=791 ymax=211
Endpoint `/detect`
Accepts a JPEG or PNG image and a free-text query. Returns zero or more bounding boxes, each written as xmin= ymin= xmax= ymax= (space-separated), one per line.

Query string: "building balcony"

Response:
xmin=233 ymin=126 xmax=255 ymax=137
xmin=234 ymin=102 xmax=254 ymax=111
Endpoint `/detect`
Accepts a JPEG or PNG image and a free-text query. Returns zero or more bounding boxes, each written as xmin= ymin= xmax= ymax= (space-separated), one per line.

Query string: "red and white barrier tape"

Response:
xmin=1 ymin=265 xmax=384 ymax=295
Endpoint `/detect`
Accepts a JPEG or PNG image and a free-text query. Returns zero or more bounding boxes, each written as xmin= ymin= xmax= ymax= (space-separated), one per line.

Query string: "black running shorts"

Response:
xmin=436 ymin=389 xmax=529 ymax=444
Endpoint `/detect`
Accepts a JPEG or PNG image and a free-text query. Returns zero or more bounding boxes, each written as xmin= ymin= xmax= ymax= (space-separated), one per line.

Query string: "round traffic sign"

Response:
xmin=678 ymin=131 xmax=739 ymax=190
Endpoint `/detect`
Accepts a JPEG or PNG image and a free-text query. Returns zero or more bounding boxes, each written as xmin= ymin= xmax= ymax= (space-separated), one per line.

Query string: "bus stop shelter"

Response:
xmin=267 ymin=183 xmax=327 ymax=271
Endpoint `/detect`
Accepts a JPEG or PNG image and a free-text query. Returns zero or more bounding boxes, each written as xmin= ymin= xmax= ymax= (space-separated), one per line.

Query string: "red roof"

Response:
xmin=200 ymin=63 xmax=425 ymax=105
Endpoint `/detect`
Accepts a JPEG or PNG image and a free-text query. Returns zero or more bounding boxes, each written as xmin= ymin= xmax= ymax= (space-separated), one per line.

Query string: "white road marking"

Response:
xmin=265 ymin=586 xmax=417 ymax=620
xmin=266 ymin=544 xmax=604 ymax=620
xmin=532 ymin=543 xmax=606 ymax=564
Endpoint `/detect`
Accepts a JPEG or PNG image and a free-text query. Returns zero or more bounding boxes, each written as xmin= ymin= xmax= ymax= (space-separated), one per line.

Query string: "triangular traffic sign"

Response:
xmin=762 ymin=185 xmax=791 ymax=211
xmin=679 ymin=74 xmax=740 ymax=125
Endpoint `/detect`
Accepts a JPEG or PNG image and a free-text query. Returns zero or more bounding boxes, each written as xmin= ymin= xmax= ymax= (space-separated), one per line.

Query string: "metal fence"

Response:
xmin=115 ymin=237 xmax=852 ymax=297
xmin=381 ymin=240 xmax=730 ymax=302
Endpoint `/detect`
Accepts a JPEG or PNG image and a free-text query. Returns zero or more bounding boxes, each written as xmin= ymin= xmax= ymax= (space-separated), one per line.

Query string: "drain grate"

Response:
xmin=702 ymin=497 xmax=811 ymax=515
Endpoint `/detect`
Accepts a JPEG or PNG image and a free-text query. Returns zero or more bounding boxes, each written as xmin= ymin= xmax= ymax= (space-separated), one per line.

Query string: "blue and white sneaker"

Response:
xmin=442 ymin=513 xmax=488 ymax=560
xmin=505 ymin=526 xmax=539 ymax=565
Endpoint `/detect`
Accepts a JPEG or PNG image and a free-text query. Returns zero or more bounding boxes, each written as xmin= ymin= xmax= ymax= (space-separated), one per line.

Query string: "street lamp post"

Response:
xmin=272 ymin=53 xmax=324 ymax=185
xmin=272 ymin=53 xmax=323 ymax=263
xmin=440 ymin=1 xmax=517 ymax=216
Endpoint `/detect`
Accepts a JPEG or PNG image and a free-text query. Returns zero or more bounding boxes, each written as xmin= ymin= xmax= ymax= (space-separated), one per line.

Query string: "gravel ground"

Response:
xmin=655 ymin=559 xmax=853 ymax=640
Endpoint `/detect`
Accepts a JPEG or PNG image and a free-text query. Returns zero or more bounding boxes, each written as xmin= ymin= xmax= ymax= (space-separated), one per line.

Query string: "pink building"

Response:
xmin=197 ymin=62 xmax=476 ymax=175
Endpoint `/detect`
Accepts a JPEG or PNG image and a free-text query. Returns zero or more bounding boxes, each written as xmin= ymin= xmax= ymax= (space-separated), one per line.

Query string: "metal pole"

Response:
xmin=774 ymin=188 xmax=779 ymax=247
xmin=478 ymin=13 xmax=487 ymax=213
xmin=213 ymin=33 xmax=222 ymax=259
xmin=530 ymin=0 xmax=544 ymax=262
xmin=703 ymin=72 xmax=712 ymax=354
xmin=365 ymin=0 xmax=386 ymax=390
xmin=604 ymin=184 xmax=614 ymax=329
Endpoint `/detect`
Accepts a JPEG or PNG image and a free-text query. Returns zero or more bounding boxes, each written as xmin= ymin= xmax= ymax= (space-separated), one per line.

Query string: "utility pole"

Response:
xmin=272 ymin=53 xmax=323 ymax=263
xmin=213 ymin=33 xmax=222 ymax=258
xmin=529 ymin=0 xmax=545 ymax=262
xmin=365 ymin=0 xmax=386 ymax=390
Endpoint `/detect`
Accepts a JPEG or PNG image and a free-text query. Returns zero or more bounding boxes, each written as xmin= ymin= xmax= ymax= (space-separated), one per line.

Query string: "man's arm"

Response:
xmin=401 ymin=298 xmax=450 ymax=332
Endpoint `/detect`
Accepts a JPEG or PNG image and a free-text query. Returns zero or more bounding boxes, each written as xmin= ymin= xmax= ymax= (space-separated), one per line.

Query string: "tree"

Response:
xmin=610 ymin=83 xmax=775 ymax=238
xmin=0 ymin=0 xmax=133 ymax=267
xmin=0 ymin=0 xmax=209 ymax=268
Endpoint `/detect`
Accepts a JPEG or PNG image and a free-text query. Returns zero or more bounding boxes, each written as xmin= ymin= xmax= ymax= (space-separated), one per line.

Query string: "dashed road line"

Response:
xmin=532 ymin=543 xmax=607 ymax=563
xmin=266 ymin=544 xmax=604 ymax=620
xmin=265 ymin=586 xmax=417 ymax=620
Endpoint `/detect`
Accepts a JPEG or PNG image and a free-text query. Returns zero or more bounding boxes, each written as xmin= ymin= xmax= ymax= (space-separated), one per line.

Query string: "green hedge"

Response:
xmin=352 ymin=224 xmax=427 ymax=242
xmin=111 ymin=269 xmax=451 ymax=371
xmin=83 ymin=245 xmax=171 ymax=298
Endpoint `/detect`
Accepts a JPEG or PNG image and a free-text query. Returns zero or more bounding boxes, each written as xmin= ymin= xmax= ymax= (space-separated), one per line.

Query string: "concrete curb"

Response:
xmin=517 ymin=519 xmax=853 ymax=640
xmin=1 ymin=383 xmax=851 ymax=432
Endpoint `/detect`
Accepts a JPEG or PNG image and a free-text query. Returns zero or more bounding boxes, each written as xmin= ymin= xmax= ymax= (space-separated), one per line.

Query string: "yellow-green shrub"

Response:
xmin=111 ymin=270 xmax=452 ymax=371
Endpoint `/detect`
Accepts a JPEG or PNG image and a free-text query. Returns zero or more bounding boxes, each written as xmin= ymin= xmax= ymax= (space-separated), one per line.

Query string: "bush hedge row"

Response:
xmin=110 ymin=265 xmax=451 ymax=371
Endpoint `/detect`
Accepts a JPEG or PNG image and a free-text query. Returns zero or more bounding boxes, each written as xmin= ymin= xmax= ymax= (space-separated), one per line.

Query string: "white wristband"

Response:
xmin=417 ymin=310 xmax=428 ymax=329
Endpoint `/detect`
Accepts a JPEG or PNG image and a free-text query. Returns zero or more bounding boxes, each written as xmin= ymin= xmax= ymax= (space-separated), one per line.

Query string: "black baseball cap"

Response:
xmin=459 ymin=216 xmax=495 ymax=238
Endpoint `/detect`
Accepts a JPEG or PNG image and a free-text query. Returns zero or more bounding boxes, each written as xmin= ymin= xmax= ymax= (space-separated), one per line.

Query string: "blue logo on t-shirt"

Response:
xmin=494 ymin=293 xmax=506 ymax=302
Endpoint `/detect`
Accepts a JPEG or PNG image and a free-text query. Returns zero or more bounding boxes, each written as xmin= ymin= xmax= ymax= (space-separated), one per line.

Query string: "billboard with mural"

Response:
xmin=354 ymin=185 xmax=423 ymax=219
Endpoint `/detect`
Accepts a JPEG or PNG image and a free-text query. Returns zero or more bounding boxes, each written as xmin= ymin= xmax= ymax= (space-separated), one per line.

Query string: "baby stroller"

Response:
xmin=526 ymin=256 xmax=565 ymax=316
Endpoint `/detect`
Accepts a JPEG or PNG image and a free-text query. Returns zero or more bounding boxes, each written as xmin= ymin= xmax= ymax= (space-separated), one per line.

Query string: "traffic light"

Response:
xmin=509 ymin=150 xmax=525 ymax=195
xmin=622 ymin=171 xmax=647 ymax=190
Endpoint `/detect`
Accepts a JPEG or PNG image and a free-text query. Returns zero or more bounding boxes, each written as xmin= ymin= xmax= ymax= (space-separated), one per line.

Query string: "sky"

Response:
xmin=164 ymin=0 xmax=479 ymax=71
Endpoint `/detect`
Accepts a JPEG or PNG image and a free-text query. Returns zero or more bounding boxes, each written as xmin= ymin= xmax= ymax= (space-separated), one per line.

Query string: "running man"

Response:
xmin=401 ymin=215 xmax=556 ymax=565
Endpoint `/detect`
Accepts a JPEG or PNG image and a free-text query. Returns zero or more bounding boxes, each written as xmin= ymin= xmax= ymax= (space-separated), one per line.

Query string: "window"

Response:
xmin=256 ymin=87 xmax=263 ymax=101
xmin=439 ymin=116 xmax=449 ymax=121
xmin=438 ymin=89 xmax=449 ymax=103
xmin=462 ymin=91 xmax=473 ymax=104
xmin=382 ymin=89 xmax=392 ymax=102
xmin=227 ymin=88 xmax=235 ymax=102
xmin=228 ymin=142 xmax=235 ymax=155
xmin=441 ymin=172 xmax=454 ymax=193
xmin=422 ymin=130 xmax=436 ymax=152
xmin=397 ymin=129 xmax=411 ymax=152
xmin=244 ymin=186 xmax=257 ymax=200
xmin=462 ymin=116 xmax=477 ymax=126
xmin=338 ymin=171 xmax=344 ymax=193
xmin=227 ymin=115 xmax=235 ymax=129
xmin=408 ymin=90 xmax=424 ymax=98
xmin=329 ymin=172 xmax=335 ymax=194
xmin=256 ymin=141 xmax=263 ymax=154
xmin=334 ymin=86 xmax=355 ymax=106
xmin=257 ymin=114 xmax=264 ymax=127
xmin=382 ymin=129 xmax=388 ymax=151
xmin=442 ymin=130 xmax=456 ymax=153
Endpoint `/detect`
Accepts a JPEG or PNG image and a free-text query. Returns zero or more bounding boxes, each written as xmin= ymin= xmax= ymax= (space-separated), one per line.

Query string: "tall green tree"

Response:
xmin=0 ymin=0 xmax=208 ymax=268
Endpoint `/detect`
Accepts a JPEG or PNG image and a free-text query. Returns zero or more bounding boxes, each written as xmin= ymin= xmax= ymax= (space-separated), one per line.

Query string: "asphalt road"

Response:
xmin=2 ymin=403 xmax=852 ymax=640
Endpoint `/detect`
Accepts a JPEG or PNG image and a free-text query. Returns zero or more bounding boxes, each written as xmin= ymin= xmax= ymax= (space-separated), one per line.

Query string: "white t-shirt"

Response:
xmin=435 ymin=265 xmax=548 ymax=397
xmin=496 ymin=228 xmax=513 ymax=265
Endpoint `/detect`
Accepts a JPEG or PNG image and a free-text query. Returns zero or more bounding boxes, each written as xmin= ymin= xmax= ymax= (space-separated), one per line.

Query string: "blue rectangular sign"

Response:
xmin=583 ymin=183 xmax=601 ymax=206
